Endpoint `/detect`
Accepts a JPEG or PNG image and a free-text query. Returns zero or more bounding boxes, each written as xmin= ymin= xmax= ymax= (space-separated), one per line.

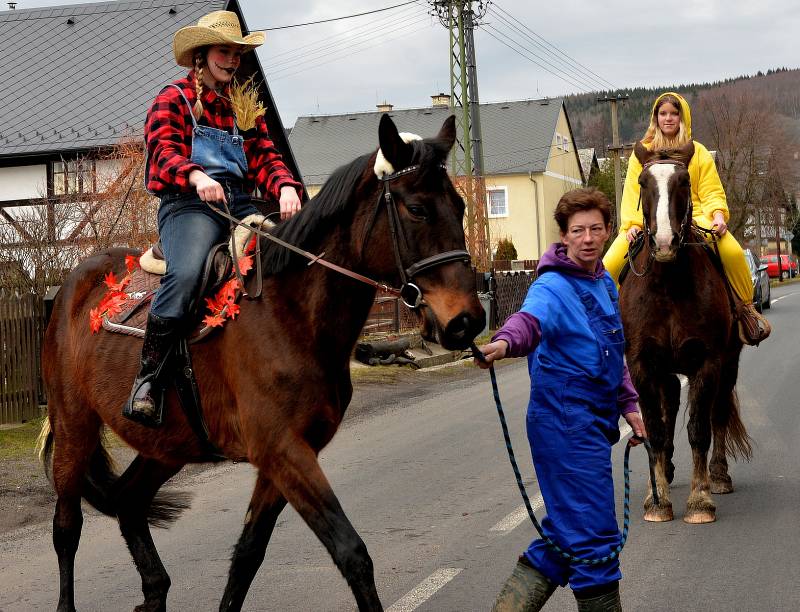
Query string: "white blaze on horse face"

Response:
xmin=651 ymin=164 xmax=676 ymax=253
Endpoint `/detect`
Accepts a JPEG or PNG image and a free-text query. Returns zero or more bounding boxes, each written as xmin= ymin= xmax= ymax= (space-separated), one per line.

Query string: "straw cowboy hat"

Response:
xmin=173 ymin=11 xmax=265 ymax=67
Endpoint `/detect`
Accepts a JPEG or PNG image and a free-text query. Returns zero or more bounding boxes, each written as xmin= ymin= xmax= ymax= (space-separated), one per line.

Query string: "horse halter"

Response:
xmin=362 ymin=162 xmax=472 ymax=309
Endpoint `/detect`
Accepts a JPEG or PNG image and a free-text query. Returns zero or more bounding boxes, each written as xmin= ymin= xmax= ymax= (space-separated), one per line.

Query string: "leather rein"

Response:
xmin=208 ymin=162 xmax=471 ymax=309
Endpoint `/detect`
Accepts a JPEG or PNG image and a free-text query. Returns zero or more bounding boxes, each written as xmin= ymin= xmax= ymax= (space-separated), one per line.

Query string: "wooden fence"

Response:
xmin=0 ymin=290 xmax=45 ymax=424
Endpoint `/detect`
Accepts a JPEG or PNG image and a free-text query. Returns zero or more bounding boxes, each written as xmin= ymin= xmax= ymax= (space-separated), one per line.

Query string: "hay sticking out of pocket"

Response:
xmin=230 ymin=76 xmax=266 ymax=132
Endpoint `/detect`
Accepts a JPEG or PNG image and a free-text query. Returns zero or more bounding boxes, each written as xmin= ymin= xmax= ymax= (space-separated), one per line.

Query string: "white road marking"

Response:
xmin=386 ymin=568 xmax=463 ymax=612
xmin=772 ymin=291 xmax=799 ymax=304
xmin=490 ymin=494 xmax=545 ymax=532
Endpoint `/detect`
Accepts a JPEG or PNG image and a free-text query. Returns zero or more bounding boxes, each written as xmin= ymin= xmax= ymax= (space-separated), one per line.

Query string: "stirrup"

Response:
xmin=736 ymin=303 xmax=771 ymax=346
xmin=123 ymin=376 xmax=164 ymax=427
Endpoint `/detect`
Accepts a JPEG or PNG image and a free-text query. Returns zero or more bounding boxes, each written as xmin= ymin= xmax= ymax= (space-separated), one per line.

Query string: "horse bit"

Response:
xmin=206 ymin=162 xmax=471 ymax=310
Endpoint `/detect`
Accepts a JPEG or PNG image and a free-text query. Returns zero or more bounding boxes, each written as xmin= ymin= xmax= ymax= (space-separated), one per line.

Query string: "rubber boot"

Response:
xmin=735 ymin=300 xmax=771 ymax=346
xmin=492 ymin=558 xmax=557 ymax=612
xmin=574 ymin=583 xmax=622 ymax=612
xmin=122 ymin=313 xmax=179 ymax=427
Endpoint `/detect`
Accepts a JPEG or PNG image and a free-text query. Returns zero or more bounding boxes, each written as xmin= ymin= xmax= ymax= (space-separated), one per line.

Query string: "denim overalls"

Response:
xmin=149 ymin=85 xmax=258 ymax=321
xmin=520 ymin=271 xmax=626 ymax=591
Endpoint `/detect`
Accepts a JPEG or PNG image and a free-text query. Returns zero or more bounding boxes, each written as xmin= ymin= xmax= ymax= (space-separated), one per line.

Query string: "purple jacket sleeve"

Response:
xmin=491 ymin=312 xmax=542 ymax=358
xmin=617 ymin=363 xmax=639 ymax=415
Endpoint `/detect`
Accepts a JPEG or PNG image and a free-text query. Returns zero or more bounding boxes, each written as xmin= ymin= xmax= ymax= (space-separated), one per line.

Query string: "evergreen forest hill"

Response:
xmin=565 ymin=67 xmax=800 ymax=154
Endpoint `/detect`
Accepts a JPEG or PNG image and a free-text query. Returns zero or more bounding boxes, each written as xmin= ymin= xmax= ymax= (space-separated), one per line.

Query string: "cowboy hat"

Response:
xmin=173 ymin=11 xmax=265 ymax=67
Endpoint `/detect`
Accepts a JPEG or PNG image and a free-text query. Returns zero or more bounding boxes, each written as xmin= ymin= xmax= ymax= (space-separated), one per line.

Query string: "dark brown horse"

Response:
xmin=40 ymin=115 xmax=485 ymax=612
xmin=619 ymin=141 xmax=751 ymax=525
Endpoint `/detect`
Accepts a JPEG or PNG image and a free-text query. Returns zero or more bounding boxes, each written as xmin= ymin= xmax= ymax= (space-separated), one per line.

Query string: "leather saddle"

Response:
xmin=103 ymin=214 xmax=268 ymax=341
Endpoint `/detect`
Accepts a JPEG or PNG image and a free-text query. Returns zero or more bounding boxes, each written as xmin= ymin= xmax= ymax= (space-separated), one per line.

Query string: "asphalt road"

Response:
xmin=0 ymin=283 xmax=798 ymax=611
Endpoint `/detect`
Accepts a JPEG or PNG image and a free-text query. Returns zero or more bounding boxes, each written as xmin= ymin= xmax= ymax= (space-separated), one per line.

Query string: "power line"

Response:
xmin=481 ymin=25 xmax=592 ymax=93
xmin=264 ymin=4 xmax=420 ymax=62
xmin=264 ymin=14 xmax=428 ymax=72
xmin=483 ymin=19 xmax=601 ymax=93
xmin=488 ymin=10 xmax=608 ymax=92
xmin=252 ymin=1 xmax=419 ymax=31
xmin=491 ymin=2 xmax=617 ymax=91
xmin=266 ymin=18 xmax=435 ymax=82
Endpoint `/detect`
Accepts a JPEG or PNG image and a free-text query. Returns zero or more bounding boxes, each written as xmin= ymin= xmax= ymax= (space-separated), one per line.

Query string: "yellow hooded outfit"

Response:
xmin=603 ymin=92 xmax=753 ymax=305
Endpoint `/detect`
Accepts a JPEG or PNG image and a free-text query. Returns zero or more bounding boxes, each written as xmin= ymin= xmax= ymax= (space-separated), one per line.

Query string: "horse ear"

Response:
xmin=434 ymin=115 xmax=457 ymax=154
xmin=378 ymin=113 xmax=412 ymax=171
xmin=634 ymin=141 xmax=652 ymax=166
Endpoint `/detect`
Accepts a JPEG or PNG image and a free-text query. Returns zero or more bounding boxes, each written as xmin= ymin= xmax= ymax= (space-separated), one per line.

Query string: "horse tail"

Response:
xmin=36 ymin=417 xmax=53 ymax=480
xmin=38 ymin=419 xmax=191 ymax=528
xmin=719 ymin=389 xmax=753 ymax=462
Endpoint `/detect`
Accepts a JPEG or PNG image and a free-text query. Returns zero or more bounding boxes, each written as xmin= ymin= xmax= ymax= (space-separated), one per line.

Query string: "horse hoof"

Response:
xmin=644 ymin=507 xmax=674 ymax=522
xmin=683 ymin=511 xmax=716 ymax=524
xmin=711 ymin=479 xmax=734 ymax=494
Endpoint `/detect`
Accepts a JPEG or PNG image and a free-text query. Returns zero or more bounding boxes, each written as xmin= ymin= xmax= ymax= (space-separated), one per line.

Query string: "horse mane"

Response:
xmin=259 ymin=152 xmax=372 ymax=275
xmin=259 ymin=137 xmax=445 ymax=276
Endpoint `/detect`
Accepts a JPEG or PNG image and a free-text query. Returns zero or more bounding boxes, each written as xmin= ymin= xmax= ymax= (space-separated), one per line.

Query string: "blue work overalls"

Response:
xmin=149 ymin=84 xmax=258 ymax=321
xmin=520 ymin=270 xmax=625 ymax=591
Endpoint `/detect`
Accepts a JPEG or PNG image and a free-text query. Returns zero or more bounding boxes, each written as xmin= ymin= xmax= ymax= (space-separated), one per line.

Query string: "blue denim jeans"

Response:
xmin=149 ymin=187 xmax=257 ymax=321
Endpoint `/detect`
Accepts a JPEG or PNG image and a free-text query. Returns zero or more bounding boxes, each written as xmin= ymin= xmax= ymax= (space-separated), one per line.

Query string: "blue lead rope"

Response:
xmin=471 ymin=344 xmax=660 ymax=566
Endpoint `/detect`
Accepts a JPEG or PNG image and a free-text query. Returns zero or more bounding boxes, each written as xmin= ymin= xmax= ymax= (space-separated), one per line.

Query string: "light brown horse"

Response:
xmin=619 ymin=141 xmax=751 ymax=525
xmin=40 ymin=115 xmax=485 ymax=612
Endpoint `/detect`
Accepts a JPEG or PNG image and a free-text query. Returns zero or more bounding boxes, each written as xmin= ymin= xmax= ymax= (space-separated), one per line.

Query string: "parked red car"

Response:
xmin=764 ymin=254 xmax=798 ymax=279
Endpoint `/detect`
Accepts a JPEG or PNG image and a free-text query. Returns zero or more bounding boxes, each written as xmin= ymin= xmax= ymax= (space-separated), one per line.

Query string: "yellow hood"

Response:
xmin=652 ymin=92 xmax=692 ymax=138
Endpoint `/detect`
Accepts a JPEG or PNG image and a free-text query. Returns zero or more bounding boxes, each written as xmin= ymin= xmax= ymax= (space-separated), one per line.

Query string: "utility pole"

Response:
xmin=430 ymin=0 xmax=490 ymax=270
xmin=598 ymin=94 xmax=628 ymax=231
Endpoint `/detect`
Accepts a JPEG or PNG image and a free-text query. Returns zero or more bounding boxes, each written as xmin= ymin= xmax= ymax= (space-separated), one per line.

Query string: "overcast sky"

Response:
xmin=13 ymin=0 xmax=800 ymax=129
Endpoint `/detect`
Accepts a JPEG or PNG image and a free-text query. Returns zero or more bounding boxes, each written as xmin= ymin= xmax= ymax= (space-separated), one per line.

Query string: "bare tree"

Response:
xmin=692 ymin=89 xmax=799 ymax=241
xmin=0 ymin=138 xmax=158 ymax=295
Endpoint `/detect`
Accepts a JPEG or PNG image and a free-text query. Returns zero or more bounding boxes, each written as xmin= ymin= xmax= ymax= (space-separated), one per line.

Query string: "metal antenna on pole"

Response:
xmin=430 ymin=1 xmax=491 ymax=271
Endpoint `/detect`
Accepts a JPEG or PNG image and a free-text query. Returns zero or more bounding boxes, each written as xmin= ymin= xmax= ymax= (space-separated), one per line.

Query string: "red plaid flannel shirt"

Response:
xmin=144 ymin=72 xmax=302 ymax=200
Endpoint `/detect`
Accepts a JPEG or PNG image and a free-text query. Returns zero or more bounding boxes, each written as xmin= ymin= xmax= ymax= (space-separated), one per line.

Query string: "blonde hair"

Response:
xmin=642 ymin=94 xmax=690 ymax=151
xmin=192 ymin=51 xmax=205 ymax=121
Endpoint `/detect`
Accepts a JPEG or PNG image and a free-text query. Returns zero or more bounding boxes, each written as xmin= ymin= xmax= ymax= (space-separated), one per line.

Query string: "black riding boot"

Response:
xmin=122 ymin=313 xmax=179 ymax=427
xmin=574 ymin=582 xmax=622 ymax=612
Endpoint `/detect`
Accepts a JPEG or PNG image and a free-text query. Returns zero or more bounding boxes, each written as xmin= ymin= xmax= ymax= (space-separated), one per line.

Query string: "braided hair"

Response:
xmin=192 ymin=50 xmax=206 ymax=121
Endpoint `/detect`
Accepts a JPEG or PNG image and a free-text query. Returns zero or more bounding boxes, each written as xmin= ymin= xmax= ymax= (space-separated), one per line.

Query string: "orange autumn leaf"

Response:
xmin=203 ymin=313 xmax=226 ymax=327
xmin=237 ymin=255 xmax=254 ymax=276
xmin=125 ymin=254 xmax=140 ymax=273
xmin=89 ymin=308 xmax=103 ymax=333
xmin=104 ymin=271 xmax=119 ymax=289
xmin=226 ymin=303 xmax=241 ymax=319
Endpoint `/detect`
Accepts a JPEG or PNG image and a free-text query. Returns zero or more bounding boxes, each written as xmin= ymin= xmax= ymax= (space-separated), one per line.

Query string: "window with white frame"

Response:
xmin=556 ymin=134 xmax=563 ymax=149
xmin=563 ymin=137 xmax=570 ymax=152
xmin=487 ymin=187 xmax=508 ymax=217
xmin=52 ymin=159 xmax=96 ymax=195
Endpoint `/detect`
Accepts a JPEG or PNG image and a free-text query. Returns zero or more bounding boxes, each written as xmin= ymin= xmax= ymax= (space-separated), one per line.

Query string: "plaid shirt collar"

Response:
xmin=183 ymin=70 xmax=229 ymax=108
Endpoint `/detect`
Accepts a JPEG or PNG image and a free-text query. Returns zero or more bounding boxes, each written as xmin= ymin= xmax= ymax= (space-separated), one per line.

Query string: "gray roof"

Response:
xmin=289 ymin=98 xmax=565 ymax=185
xmin=0 ymin=0 xmax=225 ymax=158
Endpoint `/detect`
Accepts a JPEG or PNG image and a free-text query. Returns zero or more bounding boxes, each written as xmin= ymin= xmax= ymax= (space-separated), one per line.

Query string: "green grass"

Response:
xmin=0 ymin=417 xmax=46 ymax=461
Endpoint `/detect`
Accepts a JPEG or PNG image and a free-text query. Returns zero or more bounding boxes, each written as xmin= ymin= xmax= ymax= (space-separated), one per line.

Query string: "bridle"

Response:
xmin=360 ymin=162 xmax=472 ymax=308
xmin=629 ymin=158 xmax=694 ymax=277
xmin=208 ymin=161 xmax=471 ymax=310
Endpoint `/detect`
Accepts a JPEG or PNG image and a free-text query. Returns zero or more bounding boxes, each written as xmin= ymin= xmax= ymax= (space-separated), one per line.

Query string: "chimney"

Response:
xmin=376 ymin=101 xmax=393 ymax=112
xmin=431 ymin=93 xmax=450 ymax=108
xmin=8 ymin=2 xmax=17 ymax=9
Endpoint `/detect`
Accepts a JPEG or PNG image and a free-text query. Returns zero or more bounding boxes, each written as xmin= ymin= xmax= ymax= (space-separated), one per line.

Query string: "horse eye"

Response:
xmin=406 ymin=205 xmax=427 ymax=219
